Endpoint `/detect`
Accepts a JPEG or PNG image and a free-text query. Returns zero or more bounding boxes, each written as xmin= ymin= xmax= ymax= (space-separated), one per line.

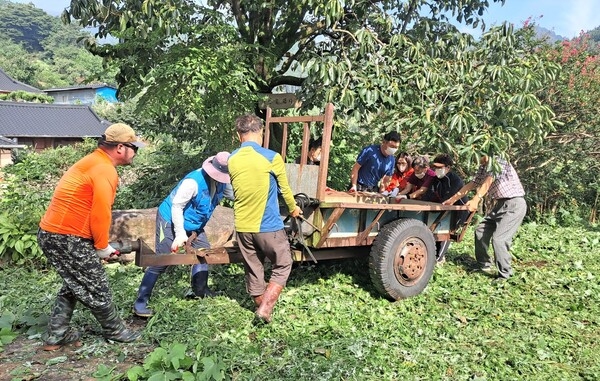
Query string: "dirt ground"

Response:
xmin=0 ymin=319 xmax=152 ymax=381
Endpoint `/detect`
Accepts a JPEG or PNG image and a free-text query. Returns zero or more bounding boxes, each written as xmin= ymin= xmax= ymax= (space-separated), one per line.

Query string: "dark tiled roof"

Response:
xmin=0 ymin=68 xmax=43 ymax=94
xmin=45 ymin=83 xmax=116 ymax=92
xmin=0 ymin=135 xmax=27 ymax=148
xmin=0 ymin=101 xmax=110 ymax=138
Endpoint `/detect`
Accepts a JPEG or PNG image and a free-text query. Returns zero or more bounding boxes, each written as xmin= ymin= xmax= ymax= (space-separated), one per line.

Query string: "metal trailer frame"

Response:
xmin=126 ymin=103 xmax=474 ymax=299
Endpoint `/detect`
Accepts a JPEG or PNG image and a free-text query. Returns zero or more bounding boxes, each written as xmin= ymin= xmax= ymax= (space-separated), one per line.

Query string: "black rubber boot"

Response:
xmin=42 ymin=293 xmax=81 ymax=350
xmin=91 ymin=303 xmax=141 ymax=343
xmin=190 ymin=271 xmax=217 ymax=298
xmin=133 ymin=271 xmax=160 ymax=317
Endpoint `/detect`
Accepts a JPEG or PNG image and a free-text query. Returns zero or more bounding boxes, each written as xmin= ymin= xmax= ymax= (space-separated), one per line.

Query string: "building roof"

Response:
xmin=0 ymin=68 xmax=43 ymax=94
xmin=44 ymin=83 xmax=116 ymax=93
xmin=0 ymin=101 xmax=110 ymax=138
xmin=0 ymin=135 xmax=27 ymax=148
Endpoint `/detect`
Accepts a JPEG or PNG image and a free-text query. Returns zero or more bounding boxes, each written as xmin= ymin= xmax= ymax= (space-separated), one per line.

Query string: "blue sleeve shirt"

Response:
xmin=356 ymin=144 xmax=395 ymax=187
xmin=229 ymin=141 xmax=296 ymax=233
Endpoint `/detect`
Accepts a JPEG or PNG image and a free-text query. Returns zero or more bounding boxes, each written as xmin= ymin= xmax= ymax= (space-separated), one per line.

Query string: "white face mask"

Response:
xmin=398 ymin=164 xmax=407 ymax=172
xmin=415 ymin=172 xmax=425 ymax=179
xmin=435 ymin=168 xmax=446 ymax=178
xmin=385 ymin=147 xmax=398 ymax=156
xmin=314 ymin=154 xmax=321 ymax=162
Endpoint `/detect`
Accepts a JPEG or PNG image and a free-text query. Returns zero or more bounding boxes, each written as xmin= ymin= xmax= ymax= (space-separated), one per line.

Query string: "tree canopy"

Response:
xmin=62 ymin=0 xmax=562 ymax=168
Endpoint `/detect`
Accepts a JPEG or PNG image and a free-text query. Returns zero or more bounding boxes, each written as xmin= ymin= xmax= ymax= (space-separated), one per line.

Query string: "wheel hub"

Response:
xmin=393 ymin=238 xmax=427 ymax=286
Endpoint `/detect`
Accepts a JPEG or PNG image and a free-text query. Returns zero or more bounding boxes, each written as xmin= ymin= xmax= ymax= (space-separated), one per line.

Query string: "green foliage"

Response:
xmin=0 ymin=90 xmax=54 ymax=103
xmin=2 ymin=223 xmax=600 ymax=378
xmin=0 ymin=0 xmax=56 ymax=52
xmin=0 ymin=141 xmax=95 ymax=265
xmin=513 ymin=28 xmax=600 ymax=223
xmin=64 ymin=0 xmax=536 ymax=151
xmin=302 ymin=23 xmax=559 ymax=168
xmin=122 ymin=343 xmax=225 ymax=381
xmin=0 ymin=312 xmax=18 ymax=352
xmin=0 ymin=213 xmax=43 ymax=265
xmin=0 ymin=1 xmax=117 ymax=88
xmin=127 ymin=21 xmax=262 ymax=144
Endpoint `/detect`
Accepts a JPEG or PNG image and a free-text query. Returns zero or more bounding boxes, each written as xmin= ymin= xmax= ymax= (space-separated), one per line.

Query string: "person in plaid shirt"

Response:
xmin=443 ymin=155 xmax=526 ymax=282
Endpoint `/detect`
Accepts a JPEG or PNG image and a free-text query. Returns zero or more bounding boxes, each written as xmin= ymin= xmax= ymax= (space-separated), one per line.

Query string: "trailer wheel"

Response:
xmin=369 ymin=218 xmax=436 ymax=300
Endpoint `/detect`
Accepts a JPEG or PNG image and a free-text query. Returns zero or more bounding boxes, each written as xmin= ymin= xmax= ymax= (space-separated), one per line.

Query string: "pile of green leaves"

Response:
xmin=1 ymin=223 xmax=599 ymax=379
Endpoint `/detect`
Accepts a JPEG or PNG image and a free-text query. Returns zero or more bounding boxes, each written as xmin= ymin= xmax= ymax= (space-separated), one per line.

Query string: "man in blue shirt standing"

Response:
xmin=133 ymin=151 xmax=233 ymax=317
xmin=349 ymin=131 xmax=400 ymax=193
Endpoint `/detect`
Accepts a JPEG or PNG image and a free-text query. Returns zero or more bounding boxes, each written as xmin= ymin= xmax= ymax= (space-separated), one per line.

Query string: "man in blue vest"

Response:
xmin=133 ymin=151 xmax=233 ymax=317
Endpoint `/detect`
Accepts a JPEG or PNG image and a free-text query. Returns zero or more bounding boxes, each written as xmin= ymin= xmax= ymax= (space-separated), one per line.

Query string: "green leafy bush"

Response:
xmin=0 ymin=141 xmax=95 ymax=265
xmin=0 ymin=137 xmax=221 ymax=265
xmin=0 ymin=213 xmax=43 ymax=265
xmin=92 ymin=343 xmax=226 ymax=381
xmin=0 ymin=90 xmax=54 ymax=103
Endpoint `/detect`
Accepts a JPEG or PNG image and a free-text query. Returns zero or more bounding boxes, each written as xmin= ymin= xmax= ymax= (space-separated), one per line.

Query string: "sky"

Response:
xmin=12 ymin=0 xmax=600 ymax=39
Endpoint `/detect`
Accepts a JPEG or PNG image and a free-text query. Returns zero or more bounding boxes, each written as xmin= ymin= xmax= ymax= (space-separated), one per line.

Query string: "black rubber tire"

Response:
xmin=369 ymin=218 xmax=436 ymax=300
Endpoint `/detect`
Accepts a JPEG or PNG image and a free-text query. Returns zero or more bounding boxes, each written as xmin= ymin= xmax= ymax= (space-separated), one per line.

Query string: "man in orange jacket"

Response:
xmin=38 ymin=123 xmax=145 ymax=350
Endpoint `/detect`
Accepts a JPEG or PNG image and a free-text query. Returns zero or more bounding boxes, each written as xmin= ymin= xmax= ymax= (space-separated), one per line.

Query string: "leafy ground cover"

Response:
xmin=1 ymin=223 xmax=599 ymax=380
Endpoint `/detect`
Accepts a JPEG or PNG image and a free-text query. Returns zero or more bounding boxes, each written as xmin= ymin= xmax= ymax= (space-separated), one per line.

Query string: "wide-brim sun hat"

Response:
xmin=202 ymin=151 xmax=230 ymax=184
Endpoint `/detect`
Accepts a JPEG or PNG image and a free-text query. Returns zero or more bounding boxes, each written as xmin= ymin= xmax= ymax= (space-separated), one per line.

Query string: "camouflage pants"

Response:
xmin=37 ymin=229 xmax=113 ymax=310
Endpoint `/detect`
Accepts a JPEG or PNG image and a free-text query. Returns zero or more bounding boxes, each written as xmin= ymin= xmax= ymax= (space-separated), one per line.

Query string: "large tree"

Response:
xmin=63 ymin=0 xmax=558 ymax=165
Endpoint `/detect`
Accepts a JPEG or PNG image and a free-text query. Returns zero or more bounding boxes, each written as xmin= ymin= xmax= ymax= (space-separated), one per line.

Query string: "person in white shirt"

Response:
xmin=133 ymin=152 xmax=233 ymax=317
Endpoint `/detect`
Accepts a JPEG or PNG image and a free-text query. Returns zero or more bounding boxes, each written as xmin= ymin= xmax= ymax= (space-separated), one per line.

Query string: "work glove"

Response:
xmin=96 ymin=244 xmax=118 ymax=259
xmin=171 ymin=235 xmax=188 ymax=252
xmin=389 ymin=188 xmax=400 ymax=197
xmin=381 ymin=190 xmax=390 ymax=196
xmin=396 ymin=194 xmax=408 ymax=201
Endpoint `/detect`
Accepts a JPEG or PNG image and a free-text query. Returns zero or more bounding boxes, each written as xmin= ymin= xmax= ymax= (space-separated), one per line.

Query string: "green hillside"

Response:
xmin=0 ymin=0 xmax=116 ymax=89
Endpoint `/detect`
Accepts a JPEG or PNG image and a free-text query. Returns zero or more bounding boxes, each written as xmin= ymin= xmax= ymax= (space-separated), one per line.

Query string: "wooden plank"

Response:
xmin=136 ymin=247 xmax=245 ymax=266
xmin=319 ymin=200 xmax=469 ymax=211
xmin=281 ymin=122 xmax=288 ymax=159
xmin=264 ymin=106 xmax=272 ymax=147
xmin=316 ymin=103 xmax=334 ymax=200
xmin=258 ymin=93 xmax=301 ymax=109
xmin=318 ymin=236 xmax=377 ymax=248
xmin=294 ymin=246 xmax=371 ymax=261
xmin=267 ymin=115 xmax=326 ymax=123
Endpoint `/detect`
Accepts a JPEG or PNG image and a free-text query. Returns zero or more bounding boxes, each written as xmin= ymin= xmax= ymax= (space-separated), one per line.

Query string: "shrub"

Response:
xmin=0 ymin=137 xmax=215 ymax=265
xmin=0 ymin=141 xmax=95 ymax=265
